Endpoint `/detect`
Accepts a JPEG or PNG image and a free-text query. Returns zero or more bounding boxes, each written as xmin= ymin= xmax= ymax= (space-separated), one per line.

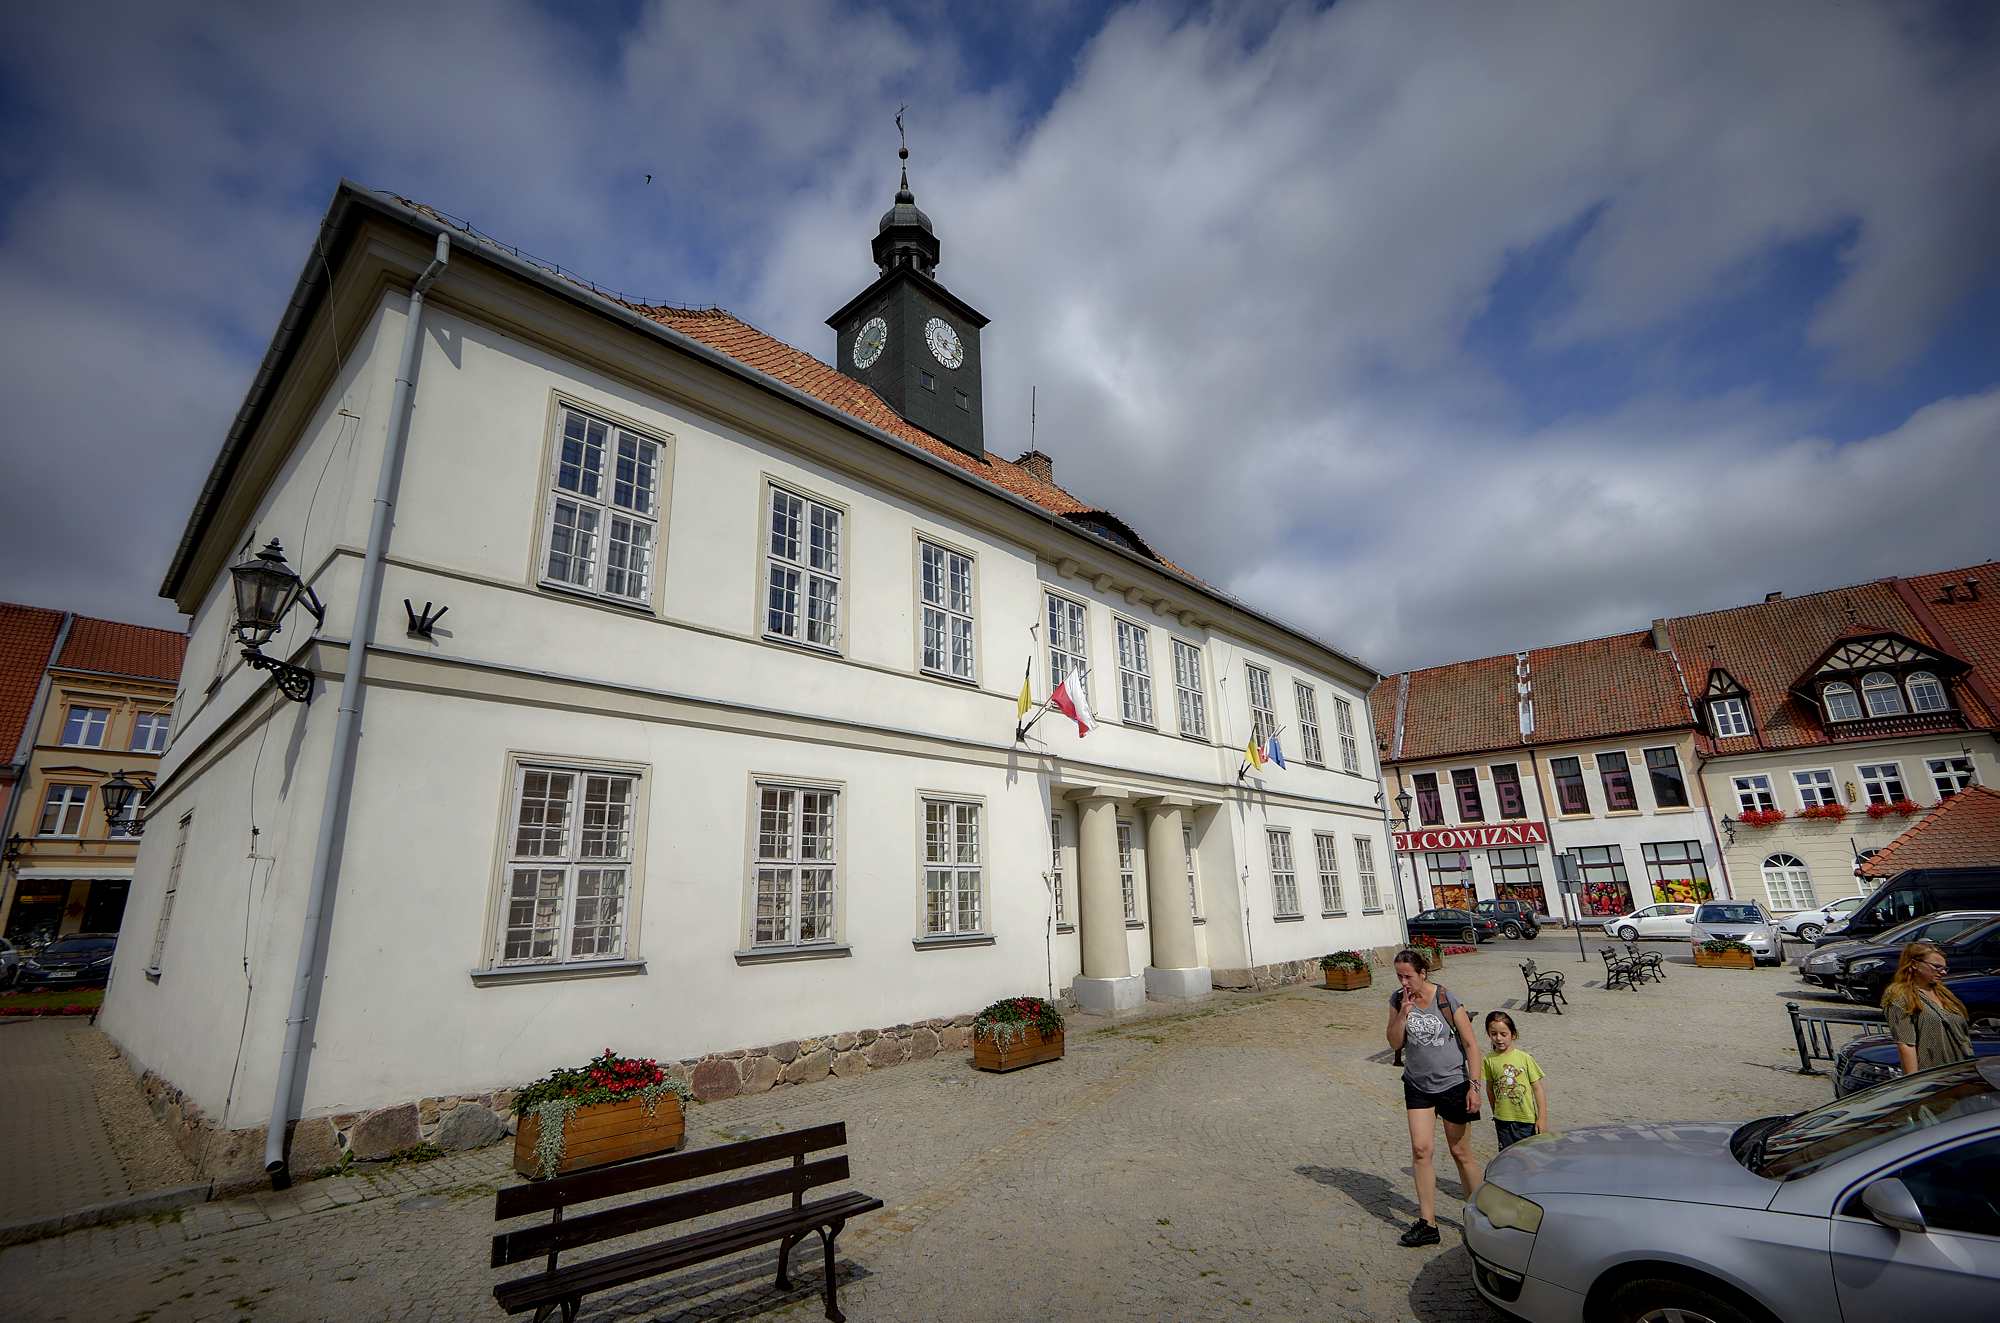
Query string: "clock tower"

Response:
xmin=827 ymin=140 xmax=989 ymax=458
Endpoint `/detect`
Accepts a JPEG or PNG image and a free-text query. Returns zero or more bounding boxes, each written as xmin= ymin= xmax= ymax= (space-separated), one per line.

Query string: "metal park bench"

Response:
xmin=1785 ymin=1000 xmax=1887 ymax=1076
xmin=1623 ymin=941 xmax=1667 ymax=983
xmin=1520 ymin=959 xmax=1567 ymax=1014
xmin=1598 ymin=946 xmax=1642 ymax=991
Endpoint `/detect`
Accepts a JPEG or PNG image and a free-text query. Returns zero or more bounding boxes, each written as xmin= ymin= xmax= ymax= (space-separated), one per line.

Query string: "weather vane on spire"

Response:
xmin=895 ymin=104 xmax=912 ymax=197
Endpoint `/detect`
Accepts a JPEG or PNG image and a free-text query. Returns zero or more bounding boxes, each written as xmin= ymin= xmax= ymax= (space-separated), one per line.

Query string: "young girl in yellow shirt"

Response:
xmin=1482 ymin=1011 xmax=1548 ymax=1149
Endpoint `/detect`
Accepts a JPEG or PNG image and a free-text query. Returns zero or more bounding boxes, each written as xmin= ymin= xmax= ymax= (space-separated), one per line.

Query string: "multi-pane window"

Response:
xmin=1710 ymin=697 xmax=1750 ymax=738
xmin=61 ymin=706 xmax=109 ymax=748
xmin=1492 ymin=764 xmax=1527 ymax=819
xmin=149 ymin=813 xmax=192 ymax=973
xmin=752 ymin=784 xmax=838 ymax=946
xmin=1172 ymin=639 xmax=1207 ymax=739
xmin=1487 ymin=847 xmax=1544 ymax=910
xmin=500 ymin=766 xmax=638 ymax=966
xmin=1413 ymin=772 xmax=1444 ymax=826
xmin=1425 ymin=851 xmax=1474 ymax=908
xmin=1183 ymin=823 xmax=1202 ymax=918
xmin=1045 ymin=592 xmax=1087 ymax=690
xmin=1333 ymin=697 xmax=1360 ymax=773
xmin=1245 ymin=665 xmax=1277 ymax=748
xmin=131 ymin=712 xmax=172 ymax=754
xmin=1117 ymin=820 xmax=1139 ymax=922
xmin=1860 ymin=672 xmax=1905 ymax=717
xmin=1641 ymin=841 xmax=1713 ymax=905
xmin=1907 ymin=671 xmax=1949 ymax=713
xmin=1267 ymin=828 xmax=1300 ymax=917
xmin=1294 ymin=683 xmax=1323 ymax=764
xmin=1452 ymin=768 xmax=1484 ymax=822
xmin=1355 ymin=837 xmax=1381 ymax=911
xmin=37 ymin=785 xmax=88 ymax=836
xmin=1929 ymin=757 xmax=1977 ymax=799
xmin=1762 ymin=853 xmax=1816 ymax=910
xmin=1050 ymin=813 xmax=1067 ymax=925
xmin=1597 ymin=752 xmax=1637 ymax=812
xmin=1822 ymin=682 xmax=1862 ymax=722
xmin=542 ymin=405 xmax=660 ymax=606
xmin=1794 ymin=769 xmax=1838 ymax=808
xmin=1115 ymin=620 xmax=1156 ymax=726
xmin=764 ymin=486 xmax=841 ymax=650
xmin=1550 ymin=757 xmax=1590 ymax=815
xmin=921 ymin=541 xmax=977 ymax=681
xmin=923 ymin=798 xmax=983 ymax=935
xmin=1573 ymin=844 xmax=1632 ymax=917
xmin=1314 ymin=832 xmax=1344 ymax=914
xmin=1858 ymin=762 xmax=1906 ymax=806
xmin=1644 ymin=747 xmax=1688 ymax=808
xmin=1733 ymin=774 xmax=1777 ymax=813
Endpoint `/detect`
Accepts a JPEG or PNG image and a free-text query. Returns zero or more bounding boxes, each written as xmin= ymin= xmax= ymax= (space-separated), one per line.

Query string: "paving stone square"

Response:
xmin=0 ymin=934 xmax=1833 ymax=1322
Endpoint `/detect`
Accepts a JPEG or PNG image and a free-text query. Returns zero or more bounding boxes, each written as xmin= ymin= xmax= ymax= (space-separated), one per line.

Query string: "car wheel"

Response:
xmin=1797 ymin=923 xmax=1822 ymax=942
xmin=1502 ymin=922 xmax=1522 ymax=939
xmin=1617 ymin=925 xmax=1640 ymax=942
xmin=1461 ymin=927 xmax=1477 ymax=944
xmin=1605 ymin=1275 xmax=1760 ymax=1323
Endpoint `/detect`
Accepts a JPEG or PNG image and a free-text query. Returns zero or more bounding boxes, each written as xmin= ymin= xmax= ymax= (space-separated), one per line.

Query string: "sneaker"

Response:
xmin=1398 ymin=1219 xmax=1440 ymax=1247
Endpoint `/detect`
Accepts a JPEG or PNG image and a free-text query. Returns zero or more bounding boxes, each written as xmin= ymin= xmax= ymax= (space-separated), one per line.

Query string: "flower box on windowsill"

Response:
xmin=1738 ymin=809 xmax=1786 ymax=828
xmin=1865 ymin=799 xmax=1922 ymax=819
xmin=1796 ymin=803 xmax=1848 ymax=823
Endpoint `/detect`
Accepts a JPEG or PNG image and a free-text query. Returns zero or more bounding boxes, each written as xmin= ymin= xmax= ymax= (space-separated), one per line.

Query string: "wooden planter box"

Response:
xmin=1694 ymin=949 xmax=1756 ymax=970
xmin=513 ymin=1094 xmax=685 ymax=1179
xmin=971 ymin=1025 xmax=1065 ymax=1073
xmin=1322 ymin=967 xmax=1372 ymax=990
xmin=1412 ymin=949 xmax=1443 ymax=971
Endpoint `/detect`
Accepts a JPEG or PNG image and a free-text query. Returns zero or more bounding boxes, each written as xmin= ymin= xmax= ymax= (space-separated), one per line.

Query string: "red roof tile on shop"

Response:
xmin=1859 ymin=786 xmax=2000 ymax=878
xmin=56 ymin=615 xmax=188 ymax=684
xmin=1893 ymin=562 xmax=2000 ymax=722
xmin=0 ymin=604 xmax=65 ymax=761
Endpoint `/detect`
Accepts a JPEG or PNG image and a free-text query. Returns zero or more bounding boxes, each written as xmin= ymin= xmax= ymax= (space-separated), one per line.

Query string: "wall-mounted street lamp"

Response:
xmin=230 ymin=539 xmax=325 ymax=702
xmin=1719 ymin=814 xmax=1737 ymax=846
xmin=100 ymin=770 xmax=152 ymax=837
xmin=2 ymin=833 xmax=24 ymax=862
xmin=1394 ymin=789 xmax=1413 ymax=829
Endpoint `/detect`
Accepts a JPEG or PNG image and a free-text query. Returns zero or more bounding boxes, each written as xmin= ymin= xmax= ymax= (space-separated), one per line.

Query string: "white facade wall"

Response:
xmin=104 ymin=243 xmax=1398 ymax=1127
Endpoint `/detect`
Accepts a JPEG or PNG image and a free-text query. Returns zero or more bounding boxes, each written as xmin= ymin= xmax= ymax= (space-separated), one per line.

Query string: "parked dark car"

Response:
xmin=1407 ymin=907 xmax=1500 ymax=945
xmin=1797 ymin=910 xmax=2000 ymax=988
xmin=1830 ymin=916 xmax=2000 ymax=1005
xmin=1813 ymin=866 xmax=2000 ymax=945
xmin=1473 ymin=898 xmax=1540 ymax=939
xmin=0 ymin=936 xmax=20 ymax=988
xmin=14 ymin=933 xmax=117 ymax=990
xmin=1833 ymin=973 xmax=2000 ymax=1095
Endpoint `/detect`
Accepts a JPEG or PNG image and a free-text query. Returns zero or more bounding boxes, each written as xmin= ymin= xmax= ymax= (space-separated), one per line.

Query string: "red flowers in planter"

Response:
xmin=1739 ymin=808 xmax=1786 ymax=827
xmin=1797 ymin=803 xmax=1848 ymax=822
xmin=1866 ymin=799 xmax=1924 ymax=819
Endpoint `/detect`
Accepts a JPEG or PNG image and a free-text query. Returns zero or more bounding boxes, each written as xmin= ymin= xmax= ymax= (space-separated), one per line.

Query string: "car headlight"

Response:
xmin=90 ymin=954 xmax=113 ymax=966
xmin=1849 ymin=958 xmax=1887 ymax=976
xmin=1474 ymin=1181 xmax=1544 ymax=1235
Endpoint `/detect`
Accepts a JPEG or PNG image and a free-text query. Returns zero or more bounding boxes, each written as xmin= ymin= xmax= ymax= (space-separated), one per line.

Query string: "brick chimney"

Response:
xmin=1015 ymin=449 xmax=1054 ymax=485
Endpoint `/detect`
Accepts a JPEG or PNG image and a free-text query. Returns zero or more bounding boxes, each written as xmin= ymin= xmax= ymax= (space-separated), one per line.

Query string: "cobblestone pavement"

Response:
xmin=0 ymin=934 xmax=1834 ymax=1322
xmin=0 ymin=1020 xmax=148 ymax=1224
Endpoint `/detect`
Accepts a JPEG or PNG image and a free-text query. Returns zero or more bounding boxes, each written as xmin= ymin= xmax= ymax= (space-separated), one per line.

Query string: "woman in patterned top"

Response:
xmin=1882 ymin=940 xmax=1973 ymax=1074
xmin=1386 ymin=946 xmax=1484 ymax=1247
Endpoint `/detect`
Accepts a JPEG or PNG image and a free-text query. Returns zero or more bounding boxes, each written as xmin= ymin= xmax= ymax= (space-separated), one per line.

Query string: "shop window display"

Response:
xmin=1642 ymin=840 xmax=1714 ymax=905
xmin=1573 ymin=844 xmax=1632 ymax=917
xmin=1424 ymin=849 xmax=1473 ymax=910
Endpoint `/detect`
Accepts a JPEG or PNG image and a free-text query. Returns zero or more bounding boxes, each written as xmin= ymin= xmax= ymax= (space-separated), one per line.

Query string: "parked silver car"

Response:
xmin=1689 ymin=900 xmax=1782 ymax=965
xmin=1465 ymin=1057 xmax=2000 ymax=1322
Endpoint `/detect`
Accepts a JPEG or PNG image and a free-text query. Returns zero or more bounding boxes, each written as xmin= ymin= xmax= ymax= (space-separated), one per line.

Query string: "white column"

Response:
xmin=1071 ymin=793 xmax=1143 ymax=1013
xmin=1142 ymin=801 xmax=1210 ymax=1001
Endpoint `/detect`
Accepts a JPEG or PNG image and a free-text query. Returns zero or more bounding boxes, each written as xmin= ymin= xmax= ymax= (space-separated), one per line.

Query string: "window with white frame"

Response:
xmin=1860 ymin=671 xmax=1905 ymax=717
xmin=131 ymin=711 xmax=171 ymax=753
xmin=1821 ymin=682 xmax=1861 ymax=722
xmin=149 ymin=813 xmax=191 ymax=973
xmin=1355 ymin=836 xmax=1381 ymax=911
xmin=1115 ymin=619 xmax=1155 ymax=726
xmin=1314 ymin=832 xmax=1344 ymax=914
xmin=764 ymin=485 xmax=841 ymax=650
xmin=61 ymin=706 xmax=109 ymax=748
xmin=498 ymin=765 xmax=639 ymax=967
xmin=1710 ymin=697 xmax=1750 ymax=738
xmin=1294 ymin=683 xmax=1323 ymax=764
xmin=1733 ymin=774 xmax=1776 ymax=813
xmin=1333 ymin=697 xmax=1360 ymax=773
xmin=1267 ymin=828 xmax=1300 ymax=917
xmin=1246 ymin=664 xmax=1277 ymax=748
xmin=752 ymin=783 xmax=838 ymax=946
xmin=1928 ymin=756 xmax=1976 ymax=799
xmin=1046 ymin=592 xmax=1087 ymax=690
xmin=1858 ymin=762 xmax=1906 ymax=805
xmin=1793 ymin=769 xmax=1838 ymax=809
xmin=1182 ymin=822 xmax=1201 ymax=919
xmin=1907 ymin=671 xmax=1949 ymax=713
xmin=1172 ymin=639 xmax=1207 ymax=739
xmin=1762 ymin=853 xmax=1816 ymax=910
xmin=1050 ymin=812 xmax=1067 ymax=925
xmin=922 ymin=798 xmax=983 ymax=935
xmin=541 ymin=404 xmax=661 ymax=606
xmin=1117 ymin=819 xmax=1139 ymax=922
xmin=37 ymin=784 xmax=88 ymax=836
xmin=919 ymin=541 xmax=976 ymax=681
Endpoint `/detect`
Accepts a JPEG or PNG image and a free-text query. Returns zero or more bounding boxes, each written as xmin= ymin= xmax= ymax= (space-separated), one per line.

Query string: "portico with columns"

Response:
xmin=1063 ymin=787 xmax=1221 ymax=1013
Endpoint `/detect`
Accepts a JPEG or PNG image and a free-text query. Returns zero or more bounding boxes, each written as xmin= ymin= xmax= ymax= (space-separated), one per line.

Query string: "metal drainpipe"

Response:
xmin=263 ymin=233 xmax=448 ymax=1186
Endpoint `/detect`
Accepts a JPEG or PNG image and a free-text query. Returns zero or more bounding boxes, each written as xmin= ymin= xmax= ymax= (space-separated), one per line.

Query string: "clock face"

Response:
xmin=853 ymin=317 xmax=888 ymax=370
xmin=925 ymin=316 xmax=964 ymax=370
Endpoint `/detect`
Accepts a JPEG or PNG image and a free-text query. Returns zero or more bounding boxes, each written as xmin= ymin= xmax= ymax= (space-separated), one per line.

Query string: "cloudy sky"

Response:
xmin=2 ymin=0 xmax=1996 ymax=674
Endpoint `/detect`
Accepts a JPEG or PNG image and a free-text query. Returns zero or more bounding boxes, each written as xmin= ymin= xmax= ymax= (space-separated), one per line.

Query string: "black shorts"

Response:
xmin=1404 ymin=1077 xmax=1480 ymax=1125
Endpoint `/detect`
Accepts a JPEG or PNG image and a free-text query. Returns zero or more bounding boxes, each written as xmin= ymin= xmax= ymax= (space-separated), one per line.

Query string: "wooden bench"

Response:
xmin=1519 ymin=959 xmax=1567 ymax=1014
xmin=491 ymin=1121 xmax=882 ymax=1323
xmin=1598 ymin=946 xmax=1641 ymax=991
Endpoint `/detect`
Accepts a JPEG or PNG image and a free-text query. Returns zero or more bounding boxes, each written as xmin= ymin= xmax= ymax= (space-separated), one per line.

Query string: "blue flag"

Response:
xmin=1264 ymin=735 xmax=1287 ymax=769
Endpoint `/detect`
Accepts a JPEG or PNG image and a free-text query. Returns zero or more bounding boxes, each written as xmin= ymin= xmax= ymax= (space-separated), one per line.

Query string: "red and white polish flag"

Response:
xmin=1049 ymin=672 xmax=1094 ymax=736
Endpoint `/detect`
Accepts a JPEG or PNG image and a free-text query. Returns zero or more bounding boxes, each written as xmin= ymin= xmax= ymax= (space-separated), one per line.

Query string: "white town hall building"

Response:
xmin=101 ymin=171 xmax=1396 ymax=1183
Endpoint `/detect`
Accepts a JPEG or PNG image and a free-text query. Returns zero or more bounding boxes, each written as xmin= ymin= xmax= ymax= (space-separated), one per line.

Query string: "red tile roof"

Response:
xmin=0 ymin=604 xmax=65 ymax=763
xmin=55 ymin=615 xmax=188 ymax=685
xmin=1892 ymin=562 xmax=2000 ymax=721
xmin=1859 ymin=786 xmax=2000 ymax=878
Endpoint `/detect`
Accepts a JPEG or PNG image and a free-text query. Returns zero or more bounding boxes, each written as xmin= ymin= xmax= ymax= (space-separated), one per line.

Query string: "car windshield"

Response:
xmin=1699 ymin=904 xmax=1763 ymax=924
xmin=1747 ymin=1058 xmax=2000 ymax=1179
xmin=44 ymin=937 xmax=114 ymax=954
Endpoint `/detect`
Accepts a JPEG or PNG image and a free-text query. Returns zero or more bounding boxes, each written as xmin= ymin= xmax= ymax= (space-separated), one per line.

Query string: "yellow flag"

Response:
xmin=1017 ymin=669 xmax=1033 ymax=719
xmin=1246 ymin=735 xmax=1265 ymax=768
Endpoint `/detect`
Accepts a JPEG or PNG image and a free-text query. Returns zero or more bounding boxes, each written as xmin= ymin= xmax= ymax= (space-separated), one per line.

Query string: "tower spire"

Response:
xmin=896 ymin=104 xmax=914 ymax=203
xmin=873 ymin=106 xmax=939 ymax=277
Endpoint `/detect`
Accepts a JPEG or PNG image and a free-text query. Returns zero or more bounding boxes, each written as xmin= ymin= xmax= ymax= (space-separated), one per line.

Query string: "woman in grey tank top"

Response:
xmin=1386 ymin=947 xmax=1484 ymax=1247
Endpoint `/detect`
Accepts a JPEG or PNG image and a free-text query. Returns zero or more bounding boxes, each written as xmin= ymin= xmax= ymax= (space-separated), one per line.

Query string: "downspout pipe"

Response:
xmin=264 ymin=233 xmax=448 ymax=1185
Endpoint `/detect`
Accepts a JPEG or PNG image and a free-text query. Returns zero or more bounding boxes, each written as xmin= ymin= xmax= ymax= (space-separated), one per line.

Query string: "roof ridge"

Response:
xmin=1398 ymin=627 xmax=1658 ymax=679
xmin=1668 ymin=559 xmax=2000 ymax=627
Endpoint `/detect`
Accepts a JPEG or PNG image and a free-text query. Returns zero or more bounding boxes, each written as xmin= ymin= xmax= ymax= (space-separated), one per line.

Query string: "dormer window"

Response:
xmin=1907 ymin=670 xmax=1949 ymax=713
xmin=1709 ymin=697 xmax=1750 ymax=738
xmin=1821 ymin=681 xmax=1861 ymax=722
xmin=1860 ymin=671 xmax=1905 ymax=717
